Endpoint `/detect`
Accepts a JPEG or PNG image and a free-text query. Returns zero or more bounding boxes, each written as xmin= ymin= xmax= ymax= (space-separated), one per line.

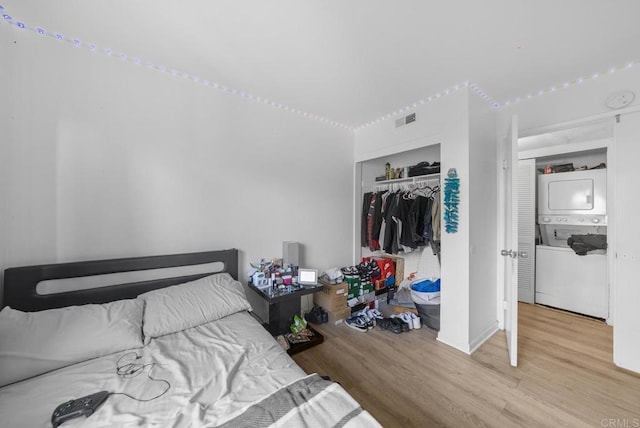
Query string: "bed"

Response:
xmin=0 ymin=249 xmax=380 ymax=427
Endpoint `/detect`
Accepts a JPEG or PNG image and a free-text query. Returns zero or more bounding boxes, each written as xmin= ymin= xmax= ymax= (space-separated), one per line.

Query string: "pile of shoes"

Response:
xmin=346 ymin=306 xmax=422 ymax=334
xmin=305 ymin=306 xmax=328 ymax=324
xmin=340 ymin=266 xmax=358 ymax=276
xmin=357 ymin=259 xmax=381 ymax=283
xmin=340 ymin=260 xmax=383 ymax=297
xmin=341 ymin=260 xmax=382 ymax=284
xmin=377 ymin=311 xmax=421 ymax=334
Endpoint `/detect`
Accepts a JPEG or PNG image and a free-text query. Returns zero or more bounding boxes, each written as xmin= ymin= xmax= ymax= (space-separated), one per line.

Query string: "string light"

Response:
xmin=0 ymin=4 xmax=351 ymax=130
xmin=496 ymin=60 xmax=639 ymax=108
xmin=2 ymin=4 xmax=638 ymax=128
xmin=353 ymin=80 xmax=481 ymax=131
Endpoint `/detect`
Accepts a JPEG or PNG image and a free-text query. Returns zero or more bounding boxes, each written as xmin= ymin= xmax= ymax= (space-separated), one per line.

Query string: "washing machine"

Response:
xmin=535 ymin=245 xmax=608 ymax=318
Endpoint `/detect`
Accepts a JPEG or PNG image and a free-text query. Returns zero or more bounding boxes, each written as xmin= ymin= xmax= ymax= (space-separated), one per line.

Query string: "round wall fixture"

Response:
xmin=605 ymin=90 xmax=635 ymax=109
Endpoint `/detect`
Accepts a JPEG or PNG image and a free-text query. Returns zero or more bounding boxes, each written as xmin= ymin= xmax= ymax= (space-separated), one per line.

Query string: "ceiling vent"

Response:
xmin=396 ymin=112 xmax=417 ymax=128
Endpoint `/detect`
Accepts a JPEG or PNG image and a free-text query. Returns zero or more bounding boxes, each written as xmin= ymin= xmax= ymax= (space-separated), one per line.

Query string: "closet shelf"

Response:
xmin=374 ymin=173 xmax=440 ymax=186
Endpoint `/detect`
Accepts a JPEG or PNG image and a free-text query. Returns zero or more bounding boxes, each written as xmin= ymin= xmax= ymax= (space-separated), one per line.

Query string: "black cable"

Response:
xmin=111 ymin=353 xmax=171 ymax=402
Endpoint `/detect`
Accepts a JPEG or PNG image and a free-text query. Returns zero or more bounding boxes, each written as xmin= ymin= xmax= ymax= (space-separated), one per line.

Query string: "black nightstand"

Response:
xmin=248 ymin=282 xmax=324 ymax=335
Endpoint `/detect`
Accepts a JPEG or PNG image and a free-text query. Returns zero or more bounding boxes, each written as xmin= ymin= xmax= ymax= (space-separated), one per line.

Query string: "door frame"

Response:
xmin=496 ymin=106 xmax=640 ymax=367
xmin=518 ymin=119 xmax=615 ymax=326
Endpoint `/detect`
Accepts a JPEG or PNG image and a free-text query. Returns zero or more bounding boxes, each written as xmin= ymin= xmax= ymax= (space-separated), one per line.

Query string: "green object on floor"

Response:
xmin=290 ymin=314 xmax=307 ymax=335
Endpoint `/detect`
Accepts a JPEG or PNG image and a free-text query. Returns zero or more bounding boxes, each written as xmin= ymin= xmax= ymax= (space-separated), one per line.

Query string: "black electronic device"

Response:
xmin=51 ymin=390 xmax=109 ymax=427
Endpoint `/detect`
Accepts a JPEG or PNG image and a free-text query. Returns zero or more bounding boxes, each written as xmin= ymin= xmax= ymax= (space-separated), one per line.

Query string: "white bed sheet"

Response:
xmin=0 ymin=311 xmax=306 ymax=427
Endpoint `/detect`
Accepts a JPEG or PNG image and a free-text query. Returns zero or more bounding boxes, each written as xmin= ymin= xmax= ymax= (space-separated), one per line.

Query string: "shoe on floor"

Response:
xmin=407 ymin=312 xmax=421 ymax=329
xmin=390 ymin=317 xmax=407 ymax=333
xmin=392 ymin=314 xmax=412 ymax=331
xmin=379 ymin=317 xmax=402 ymax=334
xmin=355 ymin=307 xmax=377 ymax=328
xmin=346 ymin=315 xmax=369 ymax=332
xmin=377 ymin=318 xmax=393 ymax=331
xmin=368 ymin=308 xmax=384 ymax=320
xmin=395 ymin=316 xmax=410 ymax=332
xmin=401 ymin=312 xmax=421 ymax=330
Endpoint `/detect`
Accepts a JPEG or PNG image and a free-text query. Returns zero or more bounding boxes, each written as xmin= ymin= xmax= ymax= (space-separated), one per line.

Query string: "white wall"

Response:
xmin=468 ymin=94 xmax=498 ymax=349
xmin=1 ymin=21 xmax=354 ymax=320
xmin=612 ymin=112 xmax=640 ymax=373
xmin=435 ymin=93 xmax=472 ymax=352
xmin=0 ymin=23 xmax=10 ymax=297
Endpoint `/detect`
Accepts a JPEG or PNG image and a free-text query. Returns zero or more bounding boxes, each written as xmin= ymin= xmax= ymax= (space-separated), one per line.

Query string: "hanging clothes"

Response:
xmin=361 ymin=192 xmax=372 ymax=248
xmin=366 ymin=193 xmax=385 ymax=251
xmin=362 ymin=181 xmax=441 ymax=256
xmin=409 ymin=195 xmax=428 ymax=246
xmin=431 ymin=191 xmax=441 ymax=242
xmin=370 ymin=192 xmax=386 ymax=251
xmin=422 ymin=196 xmax=434 ymax=243
xmin=430 ymin=189 xmax=442 ymax=256
xmin=397 ymin=193 xmax=416 ymax=251
xmin=377 ymin=191 xmax=391 ymax=248
xmin=383 ymin=192 xmax=399 ymax=254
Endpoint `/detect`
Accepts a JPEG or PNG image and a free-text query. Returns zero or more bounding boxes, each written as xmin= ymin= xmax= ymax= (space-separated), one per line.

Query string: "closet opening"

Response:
xmin=355 ymin=143 xmax=442 ymax=334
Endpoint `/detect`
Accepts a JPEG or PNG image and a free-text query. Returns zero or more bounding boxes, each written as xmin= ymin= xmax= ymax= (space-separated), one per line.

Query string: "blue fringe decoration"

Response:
xmin=444 ymin=168 xmax=459 ymax=233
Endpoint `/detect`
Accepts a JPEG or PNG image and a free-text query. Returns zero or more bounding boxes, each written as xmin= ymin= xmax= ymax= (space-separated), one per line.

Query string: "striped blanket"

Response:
xmin=218 ymin=374 xmax=381 ymax=427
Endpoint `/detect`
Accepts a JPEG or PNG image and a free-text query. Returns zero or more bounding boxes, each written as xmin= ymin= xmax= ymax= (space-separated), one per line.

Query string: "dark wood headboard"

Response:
xmin=2 ymin=249 xmax=238 ymax=312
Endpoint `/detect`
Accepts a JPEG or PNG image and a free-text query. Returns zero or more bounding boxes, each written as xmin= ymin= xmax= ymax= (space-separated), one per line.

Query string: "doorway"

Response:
xmin=514 ymin=119 xmax=614 ymax=365
xmin=500 ymin=116 xmax=615 ymax=367
xmin=517 ymin=121 xmax=612 ymax=323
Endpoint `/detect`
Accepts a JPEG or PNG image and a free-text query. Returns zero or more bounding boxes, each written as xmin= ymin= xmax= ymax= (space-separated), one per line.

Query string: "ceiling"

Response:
xmin=4 ymin=1 xmax=640 ymax=128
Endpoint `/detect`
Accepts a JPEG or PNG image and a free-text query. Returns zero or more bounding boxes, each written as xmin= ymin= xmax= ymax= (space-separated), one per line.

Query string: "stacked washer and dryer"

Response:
xmin=535 ymin=168 xmax=608 ymax=318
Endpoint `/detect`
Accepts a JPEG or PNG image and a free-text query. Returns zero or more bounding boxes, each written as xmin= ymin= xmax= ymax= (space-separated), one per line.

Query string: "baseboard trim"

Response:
xmin=436 ymin=333 xmax=471 ymax=355
xmin=469 ymin=322 xmax=499 ymax=354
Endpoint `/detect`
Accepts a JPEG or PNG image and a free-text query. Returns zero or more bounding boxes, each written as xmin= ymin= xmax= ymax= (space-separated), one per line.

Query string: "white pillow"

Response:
xmin=0 ymin=299 xmax=144 ymax=387
xmin=138 ymin=273 xmax=252 ymax=341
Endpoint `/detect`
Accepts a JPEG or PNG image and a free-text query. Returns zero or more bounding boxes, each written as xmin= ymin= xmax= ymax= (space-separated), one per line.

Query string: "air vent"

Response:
xmin=395 ymin=112 xmax=417 ymax=128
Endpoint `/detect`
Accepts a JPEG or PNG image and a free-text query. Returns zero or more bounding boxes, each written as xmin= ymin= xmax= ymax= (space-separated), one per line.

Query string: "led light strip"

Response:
xmin=0 ymin=4 xmax=352 ymax=130
xmin=496 ymin=61 xmax=638 ymax=108
xmin=352 ymin=82 xmax=503 ymax=131
xmin=3 ymin=4 xmax=636 ymax=130
xmin=353 ymin=81 xmax=487 ymax=131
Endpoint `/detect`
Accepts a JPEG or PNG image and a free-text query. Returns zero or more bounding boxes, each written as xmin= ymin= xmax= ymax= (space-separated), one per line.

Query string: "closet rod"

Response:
xmin=373 ymin=173 xmax=440 ymax=192
xmin=374 ymin=173 xmax=440 ymax=186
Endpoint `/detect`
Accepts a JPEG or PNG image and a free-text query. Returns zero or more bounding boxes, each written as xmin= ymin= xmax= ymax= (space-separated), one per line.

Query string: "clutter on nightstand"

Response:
xmin=248 ymin=258 xmax=299 ymax=291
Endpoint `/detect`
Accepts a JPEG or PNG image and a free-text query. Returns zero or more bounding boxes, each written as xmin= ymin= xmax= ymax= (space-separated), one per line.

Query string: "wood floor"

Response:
xmin=292 ymin=303 xmax=640 ymax=427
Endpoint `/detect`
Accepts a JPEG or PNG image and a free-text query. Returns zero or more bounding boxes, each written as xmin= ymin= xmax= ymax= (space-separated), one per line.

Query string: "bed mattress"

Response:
xmin=0 ymin=311 xmax=306 ymax=427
